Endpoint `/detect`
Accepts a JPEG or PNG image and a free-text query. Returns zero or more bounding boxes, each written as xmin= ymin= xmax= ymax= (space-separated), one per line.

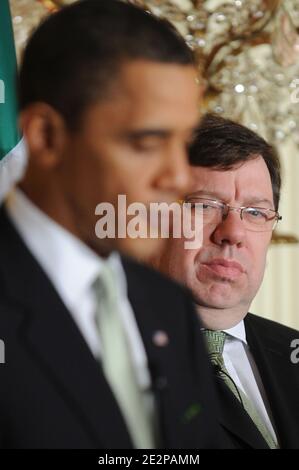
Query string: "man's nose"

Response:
xmin=211 ymin=209 xmax=247 ymax=247
xmin=156 ymin=143 xmax=190 ymax=196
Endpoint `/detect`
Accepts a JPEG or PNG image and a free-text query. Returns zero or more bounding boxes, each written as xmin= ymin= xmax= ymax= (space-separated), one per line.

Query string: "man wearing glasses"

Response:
xmin=157 ymin=114 xmax=299 ymax=449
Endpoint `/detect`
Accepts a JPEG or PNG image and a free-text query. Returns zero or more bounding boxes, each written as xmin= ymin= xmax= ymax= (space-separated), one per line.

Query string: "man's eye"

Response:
xmin=188 ymin=202 xmax=214 ymax=211
xmin=246 ymin=208 xmax=267 ymax=219
xmin=132 ymin=139 xmax=162 ymax=152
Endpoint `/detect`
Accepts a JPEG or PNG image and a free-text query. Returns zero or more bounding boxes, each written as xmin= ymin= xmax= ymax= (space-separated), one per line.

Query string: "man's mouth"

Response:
xmin=201 ymin=258 xmax=245 ymax=280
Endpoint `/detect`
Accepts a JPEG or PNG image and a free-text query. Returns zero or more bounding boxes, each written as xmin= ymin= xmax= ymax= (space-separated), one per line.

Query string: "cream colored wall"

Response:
xmin=251 ymin=140 xmax=299 ymax=330
xmin=251 ymin=244 xmax=299 ymax=329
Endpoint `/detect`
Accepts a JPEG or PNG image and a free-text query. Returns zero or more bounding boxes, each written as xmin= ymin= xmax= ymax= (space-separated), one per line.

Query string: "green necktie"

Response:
xmin=203 ymin=329 xmax=278 ymax=449
xmin=93 ymin=263 xmax=155 ymax=449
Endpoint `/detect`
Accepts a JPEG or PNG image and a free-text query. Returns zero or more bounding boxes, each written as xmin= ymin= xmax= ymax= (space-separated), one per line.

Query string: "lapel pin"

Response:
xmin=183 ymin=403 xmax=202 ymax=423
xmin=152 ymin=330 xmax=169 ymax=347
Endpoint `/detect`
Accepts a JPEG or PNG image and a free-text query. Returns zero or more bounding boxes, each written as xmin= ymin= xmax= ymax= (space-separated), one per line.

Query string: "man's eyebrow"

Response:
xmin=125 ymin=125 xmax=198 ymax=140
xmin=125 ymin=129 xmax=171 ymax=139
xmin=242 ymin=197 xmax=274 ymax=207
xmin=185 ymin=190 xmax=228 ymax=200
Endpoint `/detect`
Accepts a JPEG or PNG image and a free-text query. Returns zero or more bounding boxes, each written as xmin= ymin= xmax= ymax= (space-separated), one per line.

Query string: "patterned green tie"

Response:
xmin=93 ymin=264 xmax=155 ymax=449
xmin=203 ymin=330 xmax=278 ymax=449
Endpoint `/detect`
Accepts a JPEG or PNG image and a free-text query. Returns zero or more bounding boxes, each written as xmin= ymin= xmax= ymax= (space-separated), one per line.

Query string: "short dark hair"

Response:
xmin=18 ymin=0 xmax=194 ymax=130
xmin=189 ymin=114 xmax=281 ymax=210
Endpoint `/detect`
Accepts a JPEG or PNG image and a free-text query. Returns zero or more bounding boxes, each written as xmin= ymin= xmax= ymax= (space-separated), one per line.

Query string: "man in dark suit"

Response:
xmin=157 ymin=114 xmax=299 ymax=449
xmin=0 ymin=0 xmax=220 ymax=449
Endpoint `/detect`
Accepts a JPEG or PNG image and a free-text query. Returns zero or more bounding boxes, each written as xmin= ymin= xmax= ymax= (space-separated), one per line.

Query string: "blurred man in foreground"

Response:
xmin=0 ymin=1 xmax=219 ymax=449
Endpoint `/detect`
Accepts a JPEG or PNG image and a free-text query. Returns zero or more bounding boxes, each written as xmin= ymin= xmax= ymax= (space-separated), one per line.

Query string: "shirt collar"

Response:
xmin=5 ymin=188 xmax=124 ymax=311
xmin=224 ymin=319 xmax=247 ymax=345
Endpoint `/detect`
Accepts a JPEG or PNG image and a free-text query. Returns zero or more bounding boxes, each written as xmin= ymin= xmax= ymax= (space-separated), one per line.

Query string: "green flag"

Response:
xmin=0 ymin=0 xmax=26 ymax=200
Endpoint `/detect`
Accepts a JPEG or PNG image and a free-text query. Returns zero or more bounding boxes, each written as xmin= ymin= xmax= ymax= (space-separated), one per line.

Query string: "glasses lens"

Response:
xmin=243 ymin=207 xmax=277 ymax=231
xmin=186 ymin=198 xmax=223 ymax=225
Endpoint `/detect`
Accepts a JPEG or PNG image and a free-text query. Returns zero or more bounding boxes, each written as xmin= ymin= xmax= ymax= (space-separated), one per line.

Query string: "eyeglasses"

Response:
xmin=181 ymin=197 xmax=282 ymax=232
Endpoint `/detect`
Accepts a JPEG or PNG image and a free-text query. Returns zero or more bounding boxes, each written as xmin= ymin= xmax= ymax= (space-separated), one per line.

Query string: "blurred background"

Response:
xmin=9 ymin=0 xmax=299 ymax=329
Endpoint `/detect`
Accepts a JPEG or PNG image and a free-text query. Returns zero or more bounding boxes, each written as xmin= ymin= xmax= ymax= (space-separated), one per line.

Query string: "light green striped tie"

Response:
xmin=203 ymin=330 xmax=278 ymax=449
xmin=94 ymin=264 xmax=155 ymax=449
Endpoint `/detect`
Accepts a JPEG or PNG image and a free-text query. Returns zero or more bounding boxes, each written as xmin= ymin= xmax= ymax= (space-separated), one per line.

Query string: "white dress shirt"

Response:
xmin=223 ymin=321 xmax=278 ymax=444
xmin=5 ymin=188 xmax=151 ymax=393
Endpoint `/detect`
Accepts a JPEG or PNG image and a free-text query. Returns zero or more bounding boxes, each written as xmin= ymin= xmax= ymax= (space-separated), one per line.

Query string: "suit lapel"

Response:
xmin=122 ymin=258 xmax=208 ymax=449
xmin=245 ymin=314 xmax=299 ymax=449
xmin=0 ymin=207 xmax=133 ymax=448
xmin=216 ymin=376 xmax=269 ymax=448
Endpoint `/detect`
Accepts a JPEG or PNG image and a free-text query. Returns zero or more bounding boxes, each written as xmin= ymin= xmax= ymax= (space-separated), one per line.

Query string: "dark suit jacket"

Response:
xmin=0 ymin=207 xmax=220 ymax=449
xmin=216 ymin=313 xmax=299 ymax=449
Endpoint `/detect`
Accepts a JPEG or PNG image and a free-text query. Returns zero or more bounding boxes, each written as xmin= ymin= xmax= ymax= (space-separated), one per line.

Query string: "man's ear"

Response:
xmin=19 ymin=103 xmax=68 ymax=169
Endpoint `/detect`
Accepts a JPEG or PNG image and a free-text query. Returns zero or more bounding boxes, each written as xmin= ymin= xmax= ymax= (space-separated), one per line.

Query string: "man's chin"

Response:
xmin=193 ymin=288 xmax=244 ymax=311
